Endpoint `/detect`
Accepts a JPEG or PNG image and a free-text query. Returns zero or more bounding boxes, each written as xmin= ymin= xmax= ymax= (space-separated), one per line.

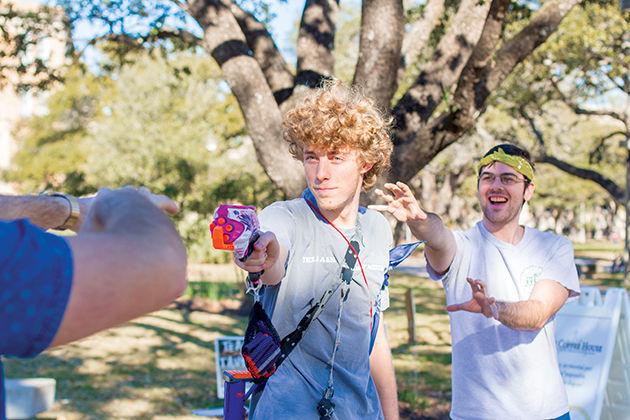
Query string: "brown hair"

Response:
xmin=283 ymin=81 xmax=393 ymax=190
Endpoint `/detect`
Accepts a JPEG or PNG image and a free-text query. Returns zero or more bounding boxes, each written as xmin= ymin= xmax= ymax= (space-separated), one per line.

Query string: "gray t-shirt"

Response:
xmin=251 ymin=198 xmax=393 ymax=420
xmin=428 ymin=222 xmax=580 ymax=420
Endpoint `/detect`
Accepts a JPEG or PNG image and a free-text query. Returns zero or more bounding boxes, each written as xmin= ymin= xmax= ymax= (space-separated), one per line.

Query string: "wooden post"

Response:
xmin=405 ymin=288 xmax=416 ymax=344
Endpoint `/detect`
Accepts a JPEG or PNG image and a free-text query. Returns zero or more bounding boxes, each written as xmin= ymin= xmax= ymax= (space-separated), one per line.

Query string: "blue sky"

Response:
xmin=17 ymin=0 xmax=308 ymax=66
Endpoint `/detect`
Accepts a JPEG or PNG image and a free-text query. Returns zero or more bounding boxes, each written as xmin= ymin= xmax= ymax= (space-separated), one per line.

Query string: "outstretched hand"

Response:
xmin=446 ymin=278 xmax=495 ymax=318
xmin=76 ymin=187 xmax=180 ymax=232
xmin=374 ymin=182 xmax=427 ymax=223
xmin=234 ymin=231 xmax=280 ymax=274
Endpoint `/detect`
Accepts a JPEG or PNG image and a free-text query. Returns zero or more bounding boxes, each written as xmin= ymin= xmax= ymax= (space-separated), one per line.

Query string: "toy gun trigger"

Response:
xmin=239 ymin=231 xmax=260 ymax=263
xmin=239 ymin=231 xmax=264 ymax=286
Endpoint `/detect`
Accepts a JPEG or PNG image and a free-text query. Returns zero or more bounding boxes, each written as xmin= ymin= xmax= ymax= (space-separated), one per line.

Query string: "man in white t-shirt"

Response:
xmin=377 ymin=144 xmax=580 ymax=420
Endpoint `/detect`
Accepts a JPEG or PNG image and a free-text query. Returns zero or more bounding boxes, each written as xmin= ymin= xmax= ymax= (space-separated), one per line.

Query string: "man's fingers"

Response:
xmin=234 ymin=254 xmax=264 ymax=272
xmin=254 ymin=232 xmax=274 ymax=251
xmin=395 ymin=181 xmax=413 ymax=195
xmin=446 ymin=303 xmax=462 ymax=312
xmin=375 ymin=189 xmax=400 ymax=207
xmin=248 ymin=231 xmax=280 ymax=270
xmin=158 ymin=197 xmax=180 ymax=215
xmin=383 ymin=182 xmax=405 ymax=197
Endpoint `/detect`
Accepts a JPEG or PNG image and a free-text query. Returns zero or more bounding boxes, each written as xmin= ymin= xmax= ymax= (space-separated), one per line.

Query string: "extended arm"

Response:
xmin=50 ymin=188 xmax=187 ymax=347
xmin=0 ymin=194 xmax=81 ymax=230
xmin=376 ymin=182 xmax=456 ymax=274
xmin=370 ymin=315 xmax=399 ymax=420
xmin=0 ymin=188 xmax=178 ymax=232
xmin=447 ymin=278 xmax=570 ymax=330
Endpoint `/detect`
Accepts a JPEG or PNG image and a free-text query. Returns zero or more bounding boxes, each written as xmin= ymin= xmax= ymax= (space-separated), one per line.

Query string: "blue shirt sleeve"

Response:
xmin=0 ymin=219 xmax=73 ymax=358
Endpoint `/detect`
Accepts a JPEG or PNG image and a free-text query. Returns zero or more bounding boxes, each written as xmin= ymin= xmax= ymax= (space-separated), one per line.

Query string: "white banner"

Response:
xmin=214 ymin=336 xmax=246 ymax=399
xmin=555 ymin=287 xmax=630 ymax=420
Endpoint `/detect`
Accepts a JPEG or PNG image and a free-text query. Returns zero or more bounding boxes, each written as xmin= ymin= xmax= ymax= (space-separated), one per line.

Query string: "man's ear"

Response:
xmin=524 ymin=182 xmax=535 ymax=202
xmin=360 ymin=162 xmax=374 ymax=175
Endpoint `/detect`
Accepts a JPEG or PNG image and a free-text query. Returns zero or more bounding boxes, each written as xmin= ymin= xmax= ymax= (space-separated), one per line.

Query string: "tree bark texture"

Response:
xmin=185 ymin=0 xmax=582 ymax=197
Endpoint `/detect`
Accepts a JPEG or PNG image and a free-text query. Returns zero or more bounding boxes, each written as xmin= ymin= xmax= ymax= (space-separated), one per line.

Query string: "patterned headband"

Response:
xmin=476 ymin=148 xmax=534 ymax=182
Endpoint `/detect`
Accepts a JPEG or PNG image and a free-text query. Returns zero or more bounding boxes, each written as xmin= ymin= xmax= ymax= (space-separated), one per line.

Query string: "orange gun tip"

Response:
xmin=211 ymin=226 xmax=235 ymax=251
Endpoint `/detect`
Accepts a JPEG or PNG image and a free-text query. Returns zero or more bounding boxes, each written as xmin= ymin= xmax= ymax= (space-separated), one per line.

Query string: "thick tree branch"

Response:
xmin=227 ymin=2 xmax=295 ymax=104
xmin=352 ymin=0 xmax=404 ymax=111
xmin=296 ymin=0 xmax=338 ymax=89
xmin=520 ymin=107 xmax=623 ymax=203
xmin=452 ymin=0 xmax=510 ymax=116
xmin=484 ymin=0 xmax=583 ymax=95
xmin=392 ymin=0 xmax=492 ymax=132
xmin=399 ymin=0 xmax=445 ymax=71
xmin=388 ymin=0 xmax=504 ymax=181
xmin=187 ymin=0 xmax=304 ymax=197
xmin=392 ymin=0 xmax=582 ymax=183
xmin=541 ymin=155 xmax=624 ymax=203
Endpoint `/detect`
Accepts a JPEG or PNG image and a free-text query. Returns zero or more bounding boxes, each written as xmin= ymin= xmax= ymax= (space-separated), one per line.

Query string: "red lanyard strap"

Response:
xmin=304 ymin=199 xmax=372 ymax=321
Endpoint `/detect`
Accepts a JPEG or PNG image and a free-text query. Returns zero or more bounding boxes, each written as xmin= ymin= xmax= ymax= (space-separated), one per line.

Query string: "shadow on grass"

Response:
xmin=4 ymin=308 xmax=248 ymax=419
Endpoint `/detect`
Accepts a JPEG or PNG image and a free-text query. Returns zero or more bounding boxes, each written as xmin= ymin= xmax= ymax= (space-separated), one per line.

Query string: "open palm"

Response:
xmin=375 ymin=182 xmax=427 ymax=223
xmin=447 ymin=278 xmax=495 ymax=317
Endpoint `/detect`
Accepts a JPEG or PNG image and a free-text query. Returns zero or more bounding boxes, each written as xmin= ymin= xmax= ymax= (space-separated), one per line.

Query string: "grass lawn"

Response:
xmin=4 ymin=268 xmax=451 ymax=419
xmin=5 ymin=257 xmax=625 ymax=419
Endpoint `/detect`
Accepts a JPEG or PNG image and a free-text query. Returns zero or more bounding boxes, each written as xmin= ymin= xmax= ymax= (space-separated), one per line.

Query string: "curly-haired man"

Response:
xmin=235 ymin=81 xmax=398 ymax=419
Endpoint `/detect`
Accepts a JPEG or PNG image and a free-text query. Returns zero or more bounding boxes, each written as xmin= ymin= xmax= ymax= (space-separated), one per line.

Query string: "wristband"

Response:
xmin=490 ymin=301 xmax=500 ymax=320
xmin=45 ymin=192 xmax=80 ymax=230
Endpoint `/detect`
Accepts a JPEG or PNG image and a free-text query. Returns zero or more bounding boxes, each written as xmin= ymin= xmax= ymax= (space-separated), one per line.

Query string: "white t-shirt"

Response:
xmin=428 ymin=222 xmax=580 ymax=420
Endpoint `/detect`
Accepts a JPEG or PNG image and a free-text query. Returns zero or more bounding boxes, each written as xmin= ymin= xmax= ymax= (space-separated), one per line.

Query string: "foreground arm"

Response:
xmin=447 ymin=278 xmax=570 ymax=330
xmin=0 ymin=194 xmax=83 ymax=231
xmin=376 ymin=182 xmax=456 ymax=274
xmin=50 ymin=188 xmax=187 ymax=347
xmin=370 ymin=316 xmax=399 ymax=420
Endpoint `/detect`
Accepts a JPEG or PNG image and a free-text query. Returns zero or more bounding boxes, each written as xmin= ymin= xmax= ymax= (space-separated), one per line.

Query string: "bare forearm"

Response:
xmin=260 ymin=260 xmax=286 ymax=285
xmin=89 ymin=190 xmax=177 ymax=237
xmin=492 ymin=299 xmax=548 ymax=330
xmin=407 ymin=213 xmax=449 ymax=248
xmin=52 ymin=190 xmax=187 ymax=347
xmin=407 ymin=213 xmax=455 ymax=273
xmin=370 ymin=320 xmax=399 ymax=420
xmin=0 ymin=195 xmax=70 ymax=229
xmin=56 ymin=231 xmax=187 ymax=347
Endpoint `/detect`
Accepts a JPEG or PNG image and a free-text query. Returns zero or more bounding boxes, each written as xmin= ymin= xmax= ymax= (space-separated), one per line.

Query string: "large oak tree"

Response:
xmin=5 ymin=0 xmax=585 ymax=197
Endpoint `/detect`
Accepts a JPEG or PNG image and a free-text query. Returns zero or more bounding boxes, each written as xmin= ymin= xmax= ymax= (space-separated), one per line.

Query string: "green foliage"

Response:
xmin=489 ymin=1 xmax=627 ymax=206
xmin=0 ymin=1 xmax=67 ymax=91
xmin=10 ymin=50 xmax=283 ymax=262
xmin=185 ymin=281 xmax=241 ymax=300
xmin=8 ymin=65 xmax=105 ymax=195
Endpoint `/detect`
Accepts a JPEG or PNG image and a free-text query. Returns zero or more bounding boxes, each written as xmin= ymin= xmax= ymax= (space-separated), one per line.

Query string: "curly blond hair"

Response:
xmin=283 ymin=81 xmax=393 ymax=191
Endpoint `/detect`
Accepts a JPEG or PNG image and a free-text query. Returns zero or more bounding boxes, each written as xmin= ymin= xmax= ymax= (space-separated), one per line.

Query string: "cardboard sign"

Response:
xmin=214 ymin=336 xmax=246 ymax=399
xmin=555 ymin=287 xmax=630 ymax=420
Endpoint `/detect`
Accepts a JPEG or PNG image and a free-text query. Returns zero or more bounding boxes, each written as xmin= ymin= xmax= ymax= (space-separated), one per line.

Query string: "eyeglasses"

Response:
xmin=478 ymin=173 xmax=526 ymax=186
